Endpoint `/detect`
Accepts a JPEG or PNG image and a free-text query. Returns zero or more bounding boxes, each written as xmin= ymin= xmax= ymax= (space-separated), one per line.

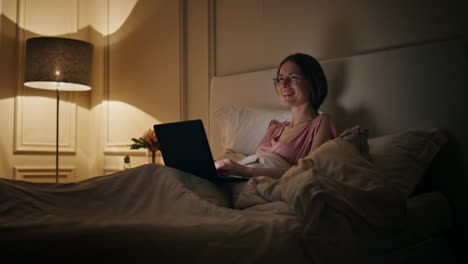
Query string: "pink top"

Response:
xmin=254 ymin=114 xmax=337 ymax=165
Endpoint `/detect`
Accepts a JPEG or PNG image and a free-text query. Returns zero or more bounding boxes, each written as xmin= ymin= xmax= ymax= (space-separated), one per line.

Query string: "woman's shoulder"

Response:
xmin=265 ymin=119 xmax=289 ymax=133
xmin=317 ymin=113 xmax=333 ymax=120
xmin=312 ymin=113 xmax=337 ymax=138
xmin=310 ymin=113 xmax=334 ymax=125
xmin=268 ymin=119 xmax=289 ymax=127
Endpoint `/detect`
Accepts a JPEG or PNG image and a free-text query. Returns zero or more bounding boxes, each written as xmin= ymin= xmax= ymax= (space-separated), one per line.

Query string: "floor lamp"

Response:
xmin=24 ymin=37 xmax=93 ymax=183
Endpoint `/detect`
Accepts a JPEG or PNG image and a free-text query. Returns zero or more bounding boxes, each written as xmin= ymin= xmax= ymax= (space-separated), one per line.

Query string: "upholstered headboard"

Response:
xmin=209 ymin=38 xmax=468 ymax=254
xmin=210 ymin=39 xmax=467 ymax=136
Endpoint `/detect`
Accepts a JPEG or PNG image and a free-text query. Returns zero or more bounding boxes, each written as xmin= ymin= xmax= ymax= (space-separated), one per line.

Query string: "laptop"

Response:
xmin=153 ymin=119 xmax=250 ymax=183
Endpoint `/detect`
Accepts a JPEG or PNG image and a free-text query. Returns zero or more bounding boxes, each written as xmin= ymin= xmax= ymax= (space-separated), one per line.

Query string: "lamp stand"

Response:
xmin=24 ymin=37 xmax=94 ymax=184
xmin=56 ymin=88 xmax=60 ymax=183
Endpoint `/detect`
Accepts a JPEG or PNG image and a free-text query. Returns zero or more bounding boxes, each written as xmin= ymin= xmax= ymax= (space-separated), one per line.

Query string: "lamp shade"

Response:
xmin=24 ymin=37 xmax=93 ymax=91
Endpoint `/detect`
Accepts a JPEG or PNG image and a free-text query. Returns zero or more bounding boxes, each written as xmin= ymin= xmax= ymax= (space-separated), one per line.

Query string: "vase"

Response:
xmin=146 ymin=149 xmax=156 ymax=164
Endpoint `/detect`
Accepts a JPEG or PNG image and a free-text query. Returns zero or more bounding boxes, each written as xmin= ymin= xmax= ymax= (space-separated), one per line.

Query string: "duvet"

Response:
xmin=0 ymin=127 xmax=408 ymax=263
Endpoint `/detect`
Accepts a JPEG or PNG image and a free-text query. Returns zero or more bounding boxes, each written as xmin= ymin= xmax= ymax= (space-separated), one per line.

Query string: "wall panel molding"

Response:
xmin=103 ymin=168 xmax=121 ymax=175
xmin=14 ymin=91 xmax=78 ymax=154
xmin=208 ymin=0 xmax=215 ymax=79
xmin=13 ymin=166 xmax=76 ymax=183
xmin=13 ymin=0 xmax=78 ymax=154
xmin=101 ymin=33 xmax=135 ymax=155
xmin=101 ymin=0 xmax=135 ymax=155
xmin=179 ymin=0 xmax=187 ymax=121
xmin=103 ymin=0 xmax=182 ymax=155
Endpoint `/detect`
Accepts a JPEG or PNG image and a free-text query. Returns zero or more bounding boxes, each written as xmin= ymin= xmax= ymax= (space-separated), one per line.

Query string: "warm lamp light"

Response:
xmin=24 ymin=37 xmax=93 ymax=183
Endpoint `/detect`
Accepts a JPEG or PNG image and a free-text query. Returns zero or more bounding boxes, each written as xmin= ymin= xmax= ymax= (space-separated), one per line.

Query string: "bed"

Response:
xmin=0 ymin=131 xmax=454 ymax=263
xmin=1 ymin=39 xmax=464 ymax=263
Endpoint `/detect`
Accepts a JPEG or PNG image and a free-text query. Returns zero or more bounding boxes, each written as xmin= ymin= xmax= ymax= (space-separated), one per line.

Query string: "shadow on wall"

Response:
xmin=0 ymin=13 xmax=101 ymax=108
xmin=99 ymin=0 xmax=180 ymax=123
xmin=321 ymin=61 xmax=375 ymax=136
xmin=0 ymin=14 xmax=17 ymax=101
xmin=323 ymin=33 xmax=468 ymax=263
xmin=318 ymin=20 xmax=375 ymax=136
xmin=1 ymin=0 xmax=170 ymax=120
xmin=0 ymin=13 xmax=19 ymax=173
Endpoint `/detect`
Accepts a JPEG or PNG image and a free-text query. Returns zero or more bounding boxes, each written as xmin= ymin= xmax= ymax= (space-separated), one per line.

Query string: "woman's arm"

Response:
xmin=214 ymin=159 xmax=289 ymax=179
xmin=310 ymin=115 xmax=333 ymax=152
xmin=248 ymin=167 xmax=289 ymax=179
xmin=214 ymin=116 xmax=334 ymax=179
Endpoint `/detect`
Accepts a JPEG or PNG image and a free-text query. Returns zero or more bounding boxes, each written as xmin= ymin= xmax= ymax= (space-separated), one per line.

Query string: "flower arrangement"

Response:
xmin=130 ymin=129 xmax=159 ymax=163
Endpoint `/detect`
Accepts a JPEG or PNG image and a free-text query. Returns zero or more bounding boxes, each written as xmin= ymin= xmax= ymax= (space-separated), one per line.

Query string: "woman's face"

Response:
xmin=275 ymin=61 xmax=311 ymax=108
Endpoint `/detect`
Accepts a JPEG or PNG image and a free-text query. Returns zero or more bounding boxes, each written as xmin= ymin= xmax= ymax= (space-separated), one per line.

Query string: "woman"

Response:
xmin=215 ymin=53 xmax=337 ymax=179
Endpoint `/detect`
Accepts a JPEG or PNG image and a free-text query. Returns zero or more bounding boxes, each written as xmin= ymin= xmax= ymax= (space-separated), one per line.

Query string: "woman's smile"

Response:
xmin=276 ymin=61 xmax=311 ymax=107
xmin=281 ymin=89 xmax=295 ymax=97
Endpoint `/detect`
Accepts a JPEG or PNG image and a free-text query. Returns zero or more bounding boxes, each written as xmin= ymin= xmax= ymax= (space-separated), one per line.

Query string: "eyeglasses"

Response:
xmin=273 ymin=74 xmax=305 ymax=87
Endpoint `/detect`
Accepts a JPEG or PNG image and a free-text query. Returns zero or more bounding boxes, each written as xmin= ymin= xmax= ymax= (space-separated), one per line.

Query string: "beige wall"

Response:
xmin=0 ymin=0 xmax=184 ymax=181
xmin=1 ymin=0 xmax=467 ymax=178
xmin=1 ymin=0 xmax=90 ymax=182
xmin=103 ymin=0 xmax=181 ymax=173
xmin=185 ymin=0 xmax=212 ymax=128
xmin=211 ymin=0 xmax=468 ymax=261
xmin=0 ymin=0 xmax=16 ymax=181
xmin=214 ymin=0 xmax=468 ymax=76
xmin=1 ymin=0 xmax=467 ymax=259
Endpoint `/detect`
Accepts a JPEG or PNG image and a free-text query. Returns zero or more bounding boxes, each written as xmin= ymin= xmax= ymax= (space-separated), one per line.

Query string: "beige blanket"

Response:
xmin=0 ymin=127 xmax=407 ymax=263
xmin=235 ymin=127 xmax=407 ymax=262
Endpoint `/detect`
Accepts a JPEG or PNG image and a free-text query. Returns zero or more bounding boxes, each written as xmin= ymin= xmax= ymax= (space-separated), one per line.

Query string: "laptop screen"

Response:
xmin=153 ymin=120 xmax=218 ymax=181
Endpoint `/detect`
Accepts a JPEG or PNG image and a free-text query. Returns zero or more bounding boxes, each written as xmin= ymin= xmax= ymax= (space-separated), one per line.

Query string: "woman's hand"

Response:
xmin=215 ymin=159 xmax=289 ymax=179
xmin=214 ymin=159 xmax=252 ymax=177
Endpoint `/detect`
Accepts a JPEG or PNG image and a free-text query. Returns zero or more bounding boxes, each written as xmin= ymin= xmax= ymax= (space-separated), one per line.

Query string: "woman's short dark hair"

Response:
xmin=277 ymin=53 xmax=328 ymax=111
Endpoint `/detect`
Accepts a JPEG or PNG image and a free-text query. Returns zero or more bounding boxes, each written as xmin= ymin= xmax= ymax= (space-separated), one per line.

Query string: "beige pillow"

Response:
xmin=368 ymin=129 xmax=447 ymax=196
xmin=297 ymin=126 xmax=391 ymax=191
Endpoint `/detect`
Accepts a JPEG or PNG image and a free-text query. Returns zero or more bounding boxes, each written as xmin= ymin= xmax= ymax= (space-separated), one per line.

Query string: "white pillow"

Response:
xmin=214 ymin=106 xmax=291 ymax=156
xmin=368 ymin=129 xmax=447 ymax=196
